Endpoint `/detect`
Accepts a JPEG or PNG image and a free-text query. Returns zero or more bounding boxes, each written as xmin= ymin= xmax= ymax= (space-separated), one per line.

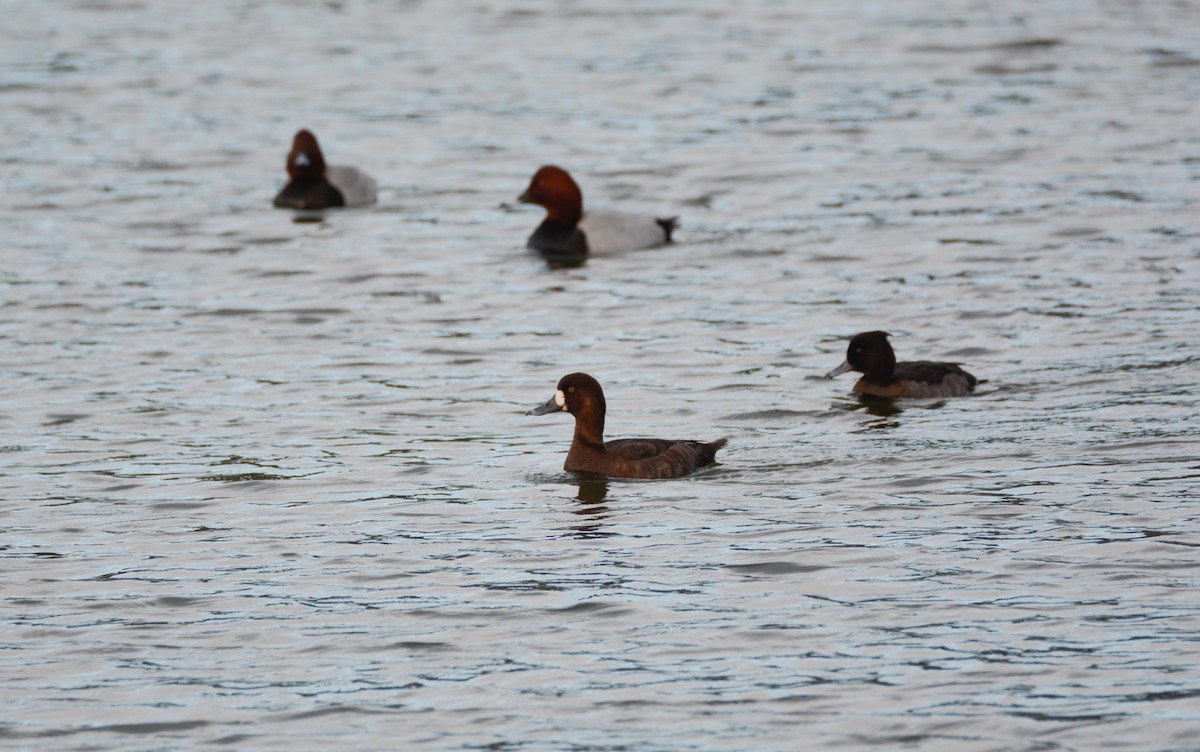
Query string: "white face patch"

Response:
xmin=554 ymin=389 xmax=566 ymax=410
xmin=293 ymin=152 xmax=312 ymax=167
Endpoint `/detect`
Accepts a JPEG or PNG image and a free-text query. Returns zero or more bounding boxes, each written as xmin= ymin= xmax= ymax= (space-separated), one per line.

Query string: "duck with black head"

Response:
xmin=518 ymin=165 xmax=677 ymax=255
xmin=527 ymin=373 xmax=727 ymax=479
xmin=273 ymin=129 xmax=377 ymax=210
xmin=825 ymin=331 xmax=978 ymax=398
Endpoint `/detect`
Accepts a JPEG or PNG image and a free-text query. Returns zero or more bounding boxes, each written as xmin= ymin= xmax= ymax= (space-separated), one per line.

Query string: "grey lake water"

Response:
xmin=2 ymin=1 xmax=1199 ymax=750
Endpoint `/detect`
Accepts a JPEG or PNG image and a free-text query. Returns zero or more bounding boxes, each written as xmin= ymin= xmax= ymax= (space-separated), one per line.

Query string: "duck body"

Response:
xmin=519 ymin=166 xmax=676 ymax=255
xmin=527 ymin=372 xmax=725 ymax=479
xmin=273 ymin=176 xmax=346 ymax=209
xmin=565 ymin=436 xmax=728 ymax=480
xmin=578 ymin=210 xmax=677 ymax=253
xmin=826 ymin=331 xmax=977 ymax=398
xmin=850 ymin=361 xmax=977 ymax=398
xmin=525 ymin=218 xmax=587 ymax=255
xmin=273 ymin=129 xmax=377 ymax=210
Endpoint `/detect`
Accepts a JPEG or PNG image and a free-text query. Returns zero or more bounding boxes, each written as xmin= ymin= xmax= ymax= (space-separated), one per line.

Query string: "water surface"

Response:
xmin=2 ymin=1 xmax=1198 ymax=750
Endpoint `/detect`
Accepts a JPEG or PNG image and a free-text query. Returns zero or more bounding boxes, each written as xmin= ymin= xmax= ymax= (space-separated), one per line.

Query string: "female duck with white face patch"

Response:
xmin=273 ymin=129 xmax=377 ymax=210
xmin=518 ymin=166 xmax=677 ymax=255
xmin=527 ymin=373 xmax=726 ymax=479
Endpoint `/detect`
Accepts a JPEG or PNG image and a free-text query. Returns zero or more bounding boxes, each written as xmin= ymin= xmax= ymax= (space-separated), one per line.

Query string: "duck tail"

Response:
xmin=701 ymin=437 xmax=728 ymax=465
xmin=656 ymin=217 xmax=679 ymax=242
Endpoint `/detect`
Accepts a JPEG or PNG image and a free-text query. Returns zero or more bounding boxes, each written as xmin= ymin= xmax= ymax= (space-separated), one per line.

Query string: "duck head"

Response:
xmin=286 ymin=129 xmax=327 ymax=180
xmin=518 ymin=165 xmax=584 ymax=225
xmin=527 ymin=372 xmax=607 ymax=423
xmin=825 ymin=331 xmax=896 ymax=382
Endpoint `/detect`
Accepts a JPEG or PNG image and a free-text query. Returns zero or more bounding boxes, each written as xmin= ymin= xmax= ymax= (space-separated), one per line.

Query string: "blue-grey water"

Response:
xmin=2 ymin=1 xmax=1199 ymax=750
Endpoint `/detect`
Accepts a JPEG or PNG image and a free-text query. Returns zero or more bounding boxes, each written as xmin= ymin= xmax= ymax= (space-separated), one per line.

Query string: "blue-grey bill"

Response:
xmin=825 ymin=359 xmax=853 ymax=379
xmin=526 ymin=396 xmax=560 ymax=415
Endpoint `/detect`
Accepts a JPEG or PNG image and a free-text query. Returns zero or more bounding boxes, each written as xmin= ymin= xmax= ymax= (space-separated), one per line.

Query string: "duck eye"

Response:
xmin=568 ymin=386 xmax=575 ymax=393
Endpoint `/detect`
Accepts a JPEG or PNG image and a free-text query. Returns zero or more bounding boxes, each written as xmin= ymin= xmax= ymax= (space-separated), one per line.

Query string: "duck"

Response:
xmin=526 ymin=372 xmax=726 ymax=479
xmin=273 ymin=129 xmax=377 ymax=210
xmin=518 ymin=165 xmax=677 ymax=255
xmin=825 ymin=331 xmax=978 ymax=398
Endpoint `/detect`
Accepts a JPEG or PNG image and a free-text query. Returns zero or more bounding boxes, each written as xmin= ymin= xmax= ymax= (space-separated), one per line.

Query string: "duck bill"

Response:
xmin=517 ymin=189 xmax=534 ymax=204
xmin=526 ymin=395 xmax=562 ymax=415
xmin=825 ymin=359 xmax=854 ymax=379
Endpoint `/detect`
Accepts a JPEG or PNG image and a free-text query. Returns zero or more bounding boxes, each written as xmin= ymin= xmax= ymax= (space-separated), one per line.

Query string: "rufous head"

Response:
xmin=518 ymin=165 xmax=584 ymax=225
xmin=286 ymin=129 xmax=326 ymax=179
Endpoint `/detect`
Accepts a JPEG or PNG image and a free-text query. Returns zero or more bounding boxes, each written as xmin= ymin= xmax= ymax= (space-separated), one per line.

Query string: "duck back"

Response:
xmin=578 ymin=209 xmax=674 ymax=253
xmin=325 ymin=165 xmax=377 ymax=207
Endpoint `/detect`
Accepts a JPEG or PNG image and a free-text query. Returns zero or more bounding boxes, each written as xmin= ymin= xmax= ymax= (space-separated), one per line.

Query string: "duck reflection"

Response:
xmin=540 ymin=250 xmax=589 ymax=270
xmin=290 ymin=211 xmax=327 ymax=225
xmin=575 ymin=477 xmax=610 ymax=503
xmin=567 ymin=477 xmax=613 ymax=539
xmin=856 ymin=395 xmax=905 ymax=420
xmin=833 ymin=395 xmax=904 ymax=429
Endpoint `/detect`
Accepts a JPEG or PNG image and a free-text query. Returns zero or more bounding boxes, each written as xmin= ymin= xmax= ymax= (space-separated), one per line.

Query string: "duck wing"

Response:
xmin=604 ymin=437 xmax=728 ymax=479
xmin=894 ymin=360 xmax=978 ymax=396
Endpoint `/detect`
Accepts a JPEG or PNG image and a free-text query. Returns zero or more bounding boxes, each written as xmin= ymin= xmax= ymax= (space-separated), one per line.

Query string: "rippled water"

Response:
xmin=3 ymin=1 xmax=1199 ymax=750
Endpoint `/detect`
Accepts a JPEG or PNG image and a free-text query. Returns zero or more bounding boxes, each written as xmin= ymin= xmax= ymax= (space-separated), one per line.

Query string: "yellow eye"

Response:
xmin=568 ymin=386 xmax=575 ymax=393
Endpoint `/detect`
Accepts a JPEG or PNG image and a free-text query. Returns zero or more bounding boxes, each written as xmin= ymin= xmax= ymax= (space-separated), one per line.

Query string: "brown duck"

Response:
xmin=527 ymin=373 xmax=726 ymax=479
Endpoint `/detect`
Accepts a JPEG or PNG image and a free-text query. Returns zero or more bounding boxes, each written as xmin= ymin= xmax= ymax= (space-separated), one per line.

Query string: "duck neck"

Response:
xmin=571 ymin=410 xmax=606 ymax=450
xmin=545 ymin=181 xmax=583 ymax=226
xmin=864 ymin=351 xmax=896 ymax=383
xmin=546 ymin=203 xmax=582 ymax=227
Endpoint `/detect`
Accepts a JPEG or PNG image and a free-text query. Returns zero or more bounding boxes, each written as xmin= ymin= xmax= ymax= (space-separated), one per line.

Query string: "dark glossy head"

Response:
xmin=518 ymin=165 xmax=584 ymax=225
xmin=825 ymin=331 xmax=896 ymax=382
xmin=286 ymin=129 xmax=327 ymax=179
xmin=526 ymin=372 xmax=606 ymax=419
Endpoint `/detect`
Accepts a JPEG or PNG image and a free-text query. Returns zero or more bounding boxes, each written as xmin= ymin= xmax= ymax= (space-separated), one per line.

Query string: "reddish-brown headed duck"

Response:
xmin=527 ymin=372 xmax=727 ymax=479
xmin=825 ymin=331 xmax=978 ymax=398
xmin=273 ymin=129 xmax=377 ymax=210
xmin=518 ymin=166 xmax=677 ymax=255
